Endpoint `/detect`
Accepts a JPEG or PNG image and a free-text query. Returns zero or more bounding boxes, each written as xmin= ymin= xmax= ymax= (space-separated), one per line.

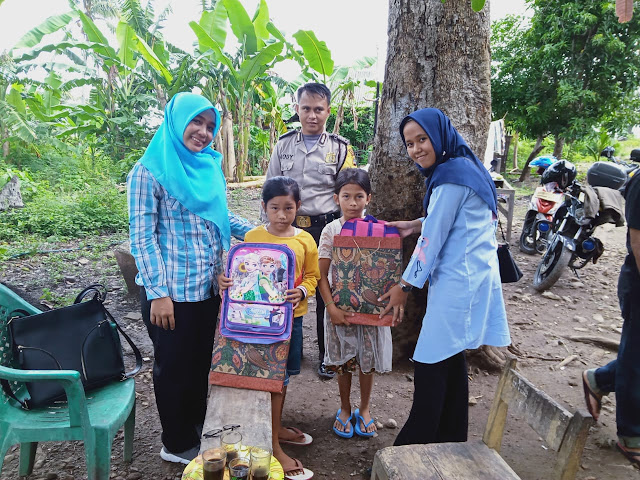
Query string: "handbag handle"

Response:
xmin=1 ymin=346 xmax=62 ymax=409
xmin=99 ymin=305 xmax=143 ymax=379
xmin=74 ymin=284 xmax=107 ymax=304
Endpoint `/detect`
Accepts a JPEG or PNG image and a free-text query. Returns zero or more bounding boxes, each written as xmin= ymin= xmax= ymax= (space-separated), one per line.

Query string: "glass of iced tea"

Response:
xmin=202 ymin=447 xmax=226 ymax=480
xmin=221 ymin=430 xmax=243 ymax=466
xmin=249 ymin=445 xmax=271 ymax=480
xmin=229 ymin=456 xmax=251 ymax=480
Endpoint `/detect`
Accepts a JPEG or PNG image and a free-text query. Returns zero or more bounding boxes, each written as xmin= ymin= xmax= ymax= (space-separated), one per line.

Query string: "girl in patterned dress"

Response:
xmin=317 ymin=168 xmax=393 ymax=439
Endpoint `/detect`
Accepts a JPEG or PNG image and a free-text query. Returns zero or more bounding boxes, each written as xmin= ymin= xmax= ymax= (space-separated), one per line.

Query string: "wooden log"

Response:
xmin=201 ymin=385 xmax=272 ymax=453
xmin=564 ymin=335 xmax=620 ymax=351
xmin=227 ymin=177 xmax=266 ymax=189
xmin=113 ymin=242 xmax=139 ymax=295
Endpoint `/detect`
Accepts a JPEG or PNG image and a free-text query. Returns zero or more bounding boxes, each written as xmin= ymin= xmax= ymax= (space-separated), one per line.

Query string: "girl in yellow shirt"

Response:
xmin=218 ymin=176 xmax=318 ymax=480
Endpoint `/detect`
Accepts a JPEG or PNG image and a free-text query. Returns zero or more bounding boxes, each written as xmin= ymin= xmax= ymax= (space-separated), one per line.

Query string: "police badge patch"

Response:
xmin=324 ymin=152 xmax=337 ymax=164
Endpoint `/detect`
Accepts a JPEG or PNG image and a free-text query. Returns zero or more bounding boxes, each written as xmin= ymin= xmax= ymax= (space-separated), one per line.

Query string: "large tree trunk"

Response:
xmin=221 ymin=111 xmax=237 ymax=181
xmin=369 ymin=0 xmax=492 ymax=361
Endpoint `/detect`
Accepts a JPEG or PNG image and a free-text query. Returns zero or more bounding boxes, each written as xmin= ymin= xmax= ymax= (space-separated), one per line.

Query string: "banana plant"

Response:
xmin=190 ymin=0 xmax=287 ymax=181
xmin=0 ymin=55 xmax=36 ymax=157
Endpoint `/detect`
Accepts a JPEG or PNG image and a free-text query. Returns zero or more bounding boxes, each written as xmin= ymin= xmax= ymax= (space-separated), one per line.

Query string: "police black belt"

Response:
xmin=295 ymin=211 xmax=341 ymax=228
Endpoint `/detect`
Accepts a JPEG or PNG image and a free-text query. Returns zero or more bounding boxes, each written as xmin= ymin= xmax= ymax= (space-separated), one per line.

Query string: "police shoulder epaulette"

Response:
xmin=278 ymin=129 xmax=298 ymax=140
xmin=328 ymin=133 xmax=350 ymax=145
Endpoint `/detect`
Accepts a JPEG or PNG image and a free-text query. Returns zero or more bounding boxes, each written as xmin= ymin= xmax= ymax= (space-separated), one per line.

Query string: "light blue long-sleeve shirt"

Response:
xmin=403 ymin=183 xmax=510 ymax=364
xmin=127 ymin=163 xmax=253 ymax=302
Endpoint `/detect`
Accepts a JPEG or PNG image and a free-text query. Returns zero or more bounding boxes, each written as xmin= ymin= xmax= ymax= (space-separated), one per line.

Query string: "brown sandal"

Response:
xmin=283 ymin=458 xmax=314 ymax=480
xmin=582 ymin=370 xmax=602 ymax=421
xmin=616 ymin=441 xmax=640 ymax=469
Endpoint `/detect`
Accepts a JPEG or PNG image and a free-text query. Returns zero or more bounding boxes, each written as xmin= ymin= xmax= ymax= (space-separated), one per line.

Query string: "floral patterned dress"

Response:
xmin=318 ymin=219 xmax=392 ymax=374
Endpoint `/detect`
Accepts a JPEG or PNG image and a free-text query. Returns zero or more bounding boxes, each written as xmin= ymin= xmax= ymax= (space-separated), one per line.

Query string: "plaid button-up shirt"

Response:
xmin=127 ymin=163 xmax=253 ymax=302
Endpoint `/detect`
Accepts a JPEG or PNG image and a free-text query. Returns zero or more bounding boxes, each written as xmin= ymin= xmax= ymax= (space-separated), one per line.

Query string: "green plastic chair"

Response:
xmin=0 ymin=283 xmax=136 ymax=479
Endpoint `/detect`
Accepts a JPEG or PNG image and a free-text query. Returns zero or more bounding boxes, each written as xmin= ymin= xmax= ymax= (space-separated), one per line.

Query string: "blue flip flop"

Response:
xmin=332 ymin=409 xmax=354 ymax=438
xmin=354 ymin=408 xmax=375 ymax=438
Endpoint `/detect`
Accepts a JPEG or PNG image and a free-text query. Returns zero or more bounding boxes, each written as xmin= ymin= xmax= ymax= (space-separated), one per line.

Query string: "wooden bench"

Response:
xmin=200 ymin=385 xmax=272 ymax=452
xmin=371 ymin=359 xmax=594 ymax=480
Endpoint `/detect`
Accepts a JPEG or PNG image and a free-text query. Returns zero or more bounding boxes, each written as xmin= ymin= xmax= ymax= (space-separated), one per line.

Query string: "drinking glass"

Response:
xmin=249 ymin=445 xmax=271 ymax=480
xmin=202 ymin=447 xmax=226 ymax=480
xmin=228 ymin=456 xmax=250 ymax=480
xmin=220 ymin=430 xmax=243 ymax=465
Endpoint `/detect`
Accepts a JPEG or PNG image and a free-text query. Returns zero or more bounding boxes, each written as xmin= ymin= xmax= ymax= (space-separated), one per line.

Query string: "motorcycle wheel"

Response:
xmin=533 ymin=236 xmax=572 ymax=292
xmin=519 ymin=210 xmax=538 ymax=255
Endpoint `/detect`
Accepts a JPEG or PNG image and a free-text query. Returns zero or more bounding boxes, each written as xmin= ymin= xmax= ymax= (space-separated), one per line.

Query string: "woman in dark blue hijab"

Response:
xmin=380 ymin=108 xmax=510 ymax=445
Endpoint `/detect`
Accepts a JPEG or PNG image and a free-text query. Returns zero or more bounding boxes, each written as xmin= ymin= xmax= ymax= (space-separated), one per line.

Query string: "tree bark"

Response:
xmin=553 ymin=136 xmax=565 ymax=159
xmin=518 ymin=135 xmax=544 ymax=182
xmin=512 ymin=131 xmax=519 ymax=170
xmin=369 ymin=0 xmax=492 ymax=361
xmin=221 ymin=111 xmax=237 ymax=181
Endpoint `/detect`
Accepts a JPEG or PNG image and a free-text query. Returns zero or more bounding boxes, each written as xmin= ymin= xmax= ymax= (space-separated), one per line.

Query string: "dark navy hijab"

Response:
xmin=399 ymin=108 xmax=497 ymax=217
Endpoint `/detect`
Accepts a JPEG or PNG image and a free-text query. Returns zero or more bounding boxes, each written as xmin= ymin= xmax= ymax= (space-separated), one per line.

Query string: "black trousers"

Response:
xmin=141 ymin=288 xmax=220 ymax=453
xmin=302 ymin=223 xmax=326 ymax=361
xmin=394 ymin=352 xmax=468 ymax=446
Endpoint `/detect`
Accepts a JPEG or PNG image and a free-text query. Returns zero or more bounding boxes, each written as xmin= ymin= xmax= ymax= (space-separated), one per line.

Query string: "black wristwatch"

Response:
xmin=400 ymin=282 xmax=414 ymax=292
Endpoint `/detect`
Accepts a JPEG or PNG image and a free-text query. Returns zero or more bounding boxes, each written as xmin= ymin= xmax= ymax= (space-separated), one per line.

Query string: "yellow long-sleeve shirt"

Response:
xmin=244 ymin=226 xmax=320 ymax=317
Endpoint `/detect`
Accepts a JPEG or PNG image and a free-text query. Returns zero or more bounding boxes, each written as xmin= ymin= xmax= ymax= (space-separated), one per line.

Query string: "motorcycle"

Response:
xmin=598 ymin=146 xmax=640 ymax=192
xmin=519 ymin=181 xmax=565 ymax=254
xmin=532 ymin=180 xmax=605 ymax=292
xmin=519 ymin=157 xmax=566 ymax=255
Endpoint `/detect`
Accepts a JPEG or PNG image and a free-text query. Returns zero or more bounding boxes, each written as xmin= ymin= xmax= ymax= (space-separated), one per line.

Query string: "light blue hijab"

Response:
xmin=139 ymin=92 xmax=231 ymax=249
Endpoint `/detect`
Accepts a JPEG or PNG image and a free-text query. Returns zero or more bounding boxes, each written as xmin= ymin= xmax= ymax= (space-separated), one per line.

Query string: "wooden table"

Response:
xmin=371 ymin=442 xmax=520 ymax=480
xmin=201 ymin=385 xmax=272 ymax=452
xmin=496 ymin=178 xmax=515 ymax=243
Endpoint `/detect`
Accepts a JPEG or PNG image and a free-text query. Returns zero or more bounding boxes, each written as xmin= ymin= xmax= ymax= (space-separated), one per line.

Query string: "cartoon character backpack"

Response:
xmin=210 ymin=243 xmax=296 ymax=393
xmin=331 ymin=215 xmax=402 ymax=326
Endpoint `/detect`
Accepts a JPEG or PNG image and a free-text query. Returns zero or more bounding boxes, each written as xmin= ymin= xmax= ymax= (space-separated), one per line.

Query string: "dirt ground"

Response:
xmin=1 ymin=184 xmax=639 ymax=480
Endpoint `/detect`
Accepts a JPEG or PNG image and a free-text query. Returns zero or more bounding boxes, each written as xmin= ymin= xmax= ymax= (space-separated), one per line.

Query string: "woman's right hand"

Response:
xmin=327 ymin=304 xmax=354 ymax=326
xmin=378 ymin=285 xmax=408 ymax=326
xmin=217 ymin=273 xmax=233 ymax=291
xmin=386 ymin=219 xmax=422 ymax=238
xmin=150 ymin=296 xmax=175 ymax=330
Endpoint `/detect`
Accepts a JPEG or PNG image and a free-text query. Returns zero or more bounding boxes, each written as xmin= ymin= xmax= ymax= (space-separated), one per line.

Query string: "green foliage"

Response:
xmin=0 ymin=182 xmax=127 ymax=240
xmin=491 ymin=1 xmax=640 ymax=142
xmin=247 ymin=125 xmax=270 ymax=175
xmin=0 ymin=164 xmax=39 ymax=196
xmin=326 ymin=104 xmax=376 ymax=164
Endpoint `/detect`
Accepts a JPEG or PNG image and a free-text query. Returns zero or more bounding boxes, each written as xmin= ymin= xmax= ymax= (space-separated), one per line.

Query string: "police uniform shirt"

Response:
xmin=264 ymin=129 xmax=355 ymax=217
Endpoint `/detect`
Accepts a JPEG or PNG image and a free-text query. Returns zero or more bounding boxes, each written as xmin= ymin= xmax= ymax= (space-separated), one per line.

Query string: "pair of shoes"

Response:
xmin=283 ymin=457 xmax=314 ymax=479
xmin=317 ymin=362 xmax=335 ymax=379
xmin=333 ymin=409 xmax=354 ymax=438
xmin=280 ymin=426 xmax=313 ymax=446
xmin=616 ymin=441 xmax=640 ymax=468
xmin=354 ymin=408 xmax=375 ymax=438
xmin=160 ymin=445 xmax=200 ymax=465
xmin=582 ymin=369 xmax=603 ymax=421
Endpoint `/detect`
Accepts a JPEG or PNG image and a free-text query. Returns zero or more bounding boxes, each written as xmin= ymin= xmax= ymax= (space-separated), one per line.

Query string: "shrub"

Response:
xmin=0 ymin=182 xmax=127 ymax=240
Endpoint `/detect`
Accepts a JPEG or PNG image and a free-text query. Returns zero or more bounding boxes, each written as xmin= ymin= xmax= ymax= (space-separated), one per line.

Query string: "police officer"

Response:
xmin=264 ymin=82 xmax=355 ymax=379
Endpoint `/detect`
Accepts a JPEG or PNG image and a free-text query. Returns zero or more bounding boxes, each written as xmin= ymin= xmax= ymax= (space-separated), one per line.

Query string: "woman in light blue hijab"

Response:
xmin=127 ymin=92 xmax=253 ymax=464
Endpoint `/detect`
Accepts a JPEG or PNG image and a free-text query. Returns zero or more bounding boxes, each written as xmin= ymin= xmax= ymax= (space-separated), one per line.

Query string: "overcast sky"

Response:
xmin=0 ymin=0 xmax=530 ymax=76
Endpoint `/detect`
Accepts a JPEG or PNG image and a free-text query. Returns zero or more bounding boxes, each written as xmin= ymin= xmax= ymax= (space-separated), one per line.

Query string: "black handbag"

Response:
xmin=2 ymin=284 xmax=142 ymax=409
xmin=497 ymin=242 xmax=523 ymax=283
xmin=496 ymin=218 xmax=523 ymax=283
